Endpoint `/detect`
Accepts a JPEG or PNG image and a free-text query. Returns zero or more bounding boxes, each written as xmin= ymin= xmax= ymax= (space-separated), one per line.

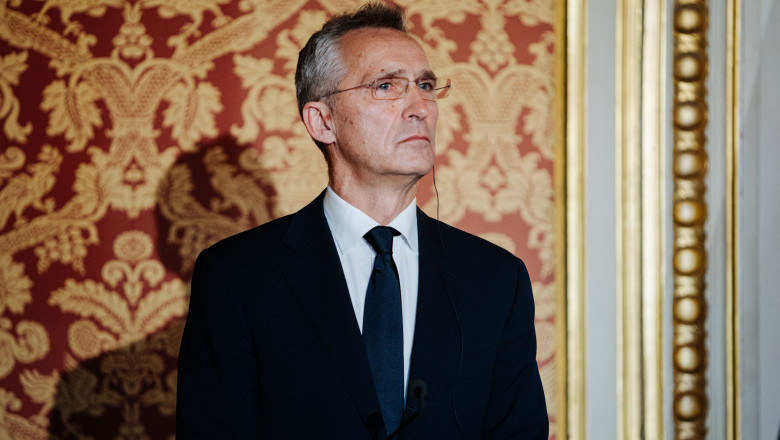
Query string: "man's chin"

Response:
xmin=404 ymin=160 xmax=434 ymax=178
xmin=384 ymin=163 xmax=433 ymax=184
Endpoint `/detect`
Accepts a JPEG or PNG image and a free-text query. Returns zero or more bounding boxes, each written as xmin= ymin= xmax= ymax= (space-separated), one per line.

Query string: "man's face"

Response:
xmin=325 ymin=28 xmax=439 ymax=188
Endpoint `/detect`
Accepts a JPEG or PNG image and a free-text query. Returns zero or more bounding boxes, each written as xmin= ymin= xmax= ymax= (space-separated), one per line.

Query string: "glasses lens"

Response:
xmin=372 ymin=78 xmax=407 ymax=100
xmin=369 ymin=77 xmax=451 ymax=101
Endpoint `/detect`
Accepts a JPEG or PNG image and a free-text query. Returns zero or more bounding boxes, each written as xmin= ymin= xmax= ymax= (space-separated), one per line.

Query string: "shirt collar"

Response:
xmin=323 ymin=186 xmax=419 ymax=255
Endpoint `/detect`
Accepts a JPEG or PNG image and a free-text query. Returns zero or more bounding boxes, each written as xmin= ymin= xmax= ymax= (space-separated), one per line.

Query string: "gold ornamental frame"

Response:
xmin=726 ymin=0 xmax=741 ymax=438
xmin=671 ymin=1 xmax=710 ymax=438
xmin=559 ymin=0 xmax=719 ymax=438
xmin=616 ymin=0 xmax=667 ymax=438
xmin=556 ymin=0 xmax=586 ymax=438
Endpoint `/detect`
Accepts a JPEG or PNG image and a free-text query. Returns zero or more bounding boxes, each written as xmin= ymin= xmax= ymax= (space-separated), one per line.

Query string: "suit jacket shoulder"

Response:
xmin=203 ymin=191 xmax=327 ymax=267
xmin=418 ymin=211 xmax=527 ymax=288
xmin=204 ymin=209 xmax=293 ymax=262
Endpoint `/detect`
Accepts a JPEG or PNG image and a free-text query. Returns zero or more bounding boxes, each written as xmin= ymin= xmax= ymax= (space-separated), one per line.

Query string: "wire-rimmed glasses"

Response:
xmin=323 ymin=77 xmax=452 ymax=102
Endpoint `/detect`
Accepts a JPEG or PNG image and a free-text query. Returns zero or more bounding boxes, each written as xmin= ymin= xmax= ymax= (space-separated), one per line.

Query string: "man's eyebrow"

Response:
xmin=375 ymin=69 xmax=405 ymax=79
xmin=419 ymin=70 xmax=437 ymax=81
xmin=373 ymin=69 xmax=438 ymax=81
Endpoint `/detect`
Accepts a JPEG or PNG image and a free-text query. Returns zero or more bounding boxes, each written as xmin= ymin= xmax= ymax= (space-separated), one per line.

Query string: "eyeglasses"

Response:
xmin=323 ymin=77 xmax=452 ymax=101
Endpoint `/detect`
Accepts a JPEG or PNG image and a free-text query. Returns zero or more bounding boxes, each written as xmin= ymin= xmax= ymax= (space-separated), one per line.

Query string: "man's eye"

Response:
xmin=418 ymin=80 xmax=435 ymax=91
xmin=375 ymin=81 xmax=394 ymax=91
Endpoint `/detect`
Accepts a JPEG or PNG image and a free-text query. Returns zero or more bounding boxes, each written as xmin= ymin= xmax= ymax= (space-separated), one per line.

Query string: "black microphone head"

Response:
xmin=388 ymin=380 xmax=428 ymax=440
xmin=409 ymin=379 xmax=427 ymax=412
xmin=409 ymin=379 xmax=427 ymax=399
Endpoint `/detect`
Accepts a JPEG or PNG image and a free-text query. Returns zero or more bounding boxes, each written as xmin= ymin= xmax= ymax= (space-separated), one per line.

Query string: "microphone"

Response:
xmin=386 ymin=379 xmax=427 ymax=440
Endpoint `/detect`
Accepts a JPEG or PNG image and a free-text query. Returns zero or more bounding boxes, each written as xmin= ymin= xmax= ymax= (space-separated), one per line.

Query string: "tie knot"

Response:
xmin=364 ymin=226 xmax=399 ymax=255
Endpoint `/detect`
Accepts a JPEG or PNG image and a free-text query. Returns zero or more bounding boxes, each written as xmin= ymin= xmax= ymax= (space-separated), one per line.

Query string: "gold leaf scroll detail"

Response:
xmin=103 ymin=231 xmax=162 ymax=307
xmin=162 ymin=81 xmax=223 ymax=152
xmin=169 ymin=0 xmax=308 ymax=73
xmin=230 ymin=50 xmax=328 ymax=217
xmin=0 ymin=146 xmax=60 ymax=229
xmin=470 ymin=5 xmax=517 ymax=73
xmin=273 ymin=9 xmax=329 ymax=74
xmin=231 ymin=54 xmax=292 ymax=143
xmin=33 ymin=0 xmax=124 ymax=33
xmin=112 ymin=3 xmax=153 ymax=60
xmin=157 ymin=145 xmax=274 ymax=273
xmin=40 ymin=79 xmax=103 ymax=154
xmin=407 ymin=0 xmax=556 ymax=160
xmin=0 ymin=254 xmax=33 ymax=316
xmin=0 ymin=319 xmax=50 ymax=380
xmin=67 ymin=320 xmax=117 ymax=360
xmin=3 ymin=0 xmax=305 ymax=223
xmin=49 ymin=231 xmax=186 ymax=349
xmin=38 ymin=55 xmax=189 ymax=215
xmin=0 ymin=6 xmax=93 ymax=75
xmin=205 ymin=147 xmax=273 ymax=225
xmin=49 ymin=275 xmax=185 ymax=350
xmin=2 ymin=0 xmax=307 ymax=225
xmin=232 ymin=6 xmax=333 ymax=212
xmin=19 ymin=369 xmax=59 ymax=427
xmin=0 ymin=387 xmax=48 ymax=440
xmin=428 ymin=64 xmax=556 ymax=276
xmin=0 ymin=51 xmax=32 ymax=143
xmin=145 ymin=0 xmax=233 ymax=52
xmin=51 ymin=334 xmax=180 ymax=439
xmin=0 ymin=149 xmax=111 ymax=274
xmin=0 ymin=146 xmax=25 ymax=183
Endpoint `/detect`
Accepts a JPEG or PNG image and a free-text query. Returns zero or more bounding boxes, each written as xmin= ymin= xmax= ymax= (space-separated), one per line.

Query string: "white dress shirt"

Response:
xmin=323 ymin=187 xmax=419 ymax=392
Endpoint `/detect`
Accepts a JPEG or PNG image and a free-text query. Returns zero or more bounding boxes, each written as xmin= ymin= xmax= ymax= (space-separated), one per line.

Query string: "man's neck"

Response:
xmin=328 ymin=180 xmax=418 ymax=225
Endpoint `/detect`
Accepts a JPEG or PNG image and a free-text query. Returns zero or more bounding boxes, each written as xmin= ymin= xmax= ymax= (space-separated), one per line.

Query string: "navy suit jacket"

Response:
xmin=176 ymin=192 xmax=548 ymax=439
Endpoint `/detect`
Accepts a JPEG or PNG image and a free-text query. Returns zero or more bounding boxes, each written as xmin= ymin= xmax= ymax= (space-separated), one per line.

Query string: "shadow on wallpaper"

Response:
xmin=47 ymin=135 xmax=275 ymax=439
xmin=49 ymin=320 xmax=183 ymax=440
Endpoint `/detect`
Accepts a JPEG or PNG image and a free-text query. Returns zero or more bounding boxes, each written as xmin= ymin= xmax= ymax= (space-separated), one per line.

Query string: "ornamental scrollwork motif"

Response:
xmin=0 ymin=51 xmax=32 ymax=143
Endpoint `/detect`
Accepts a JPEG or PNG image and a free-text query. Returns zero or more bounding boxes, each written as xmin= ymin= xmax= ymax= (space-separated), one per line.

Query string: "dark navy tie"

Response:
xmin=363 ymin=226 xmax=403 ymax=434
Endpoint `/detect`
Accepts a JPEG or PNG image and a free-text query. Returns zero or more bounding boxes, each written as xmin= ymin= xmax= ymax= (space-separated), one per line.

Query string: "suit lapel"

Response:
xmin=408 ymin=210 xmax=462 ymax=394
xmin=278 ymin=193 xmax=384 ymax=436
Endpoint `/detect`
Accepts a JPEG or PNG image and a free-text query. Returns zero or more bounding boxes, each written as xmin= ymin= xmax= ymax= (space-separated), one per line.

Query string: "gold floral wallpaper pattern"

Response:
xmin=0 ymin=0 xmax=557 ymax=438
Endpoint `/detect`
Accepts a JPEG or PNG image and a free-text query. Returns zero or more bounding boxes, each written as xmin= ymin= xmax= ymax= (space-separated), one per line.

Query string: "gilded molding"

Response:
xmin=616 ymin=0 xmax=666 ymax=438
xmin=672 ymin=1 xmax=710 ymax=438
xmin=726 ymin=0 xmax=741 ymax=438
xmin=558 ymin=0 xmax=587 ymax=438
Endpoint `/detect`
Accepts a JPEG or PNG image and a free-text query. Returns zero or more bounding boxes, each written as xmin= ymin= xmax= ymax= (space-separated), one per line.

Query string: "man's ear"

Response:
xmin=302 ymin=101 xmax=336 ymax=146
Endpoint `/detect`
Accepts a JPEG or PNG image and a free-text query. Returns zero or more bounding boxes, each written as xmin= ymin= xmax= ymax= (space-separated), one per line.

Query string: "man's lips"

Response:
xmin=400 ymin=135 xmax=430 ymax=143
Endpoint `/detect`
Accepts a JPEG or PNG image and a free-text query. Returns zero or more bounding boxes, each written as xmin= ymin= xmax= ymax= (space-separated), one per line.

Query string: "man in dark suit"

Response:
xmin=176 ymin=2 xmax=548 ymax=439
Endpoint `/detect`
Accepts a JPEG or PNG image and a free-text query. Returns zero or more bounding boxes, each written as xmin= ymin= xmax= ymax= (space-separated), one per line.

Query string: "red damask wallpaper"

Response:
xmin=0 ymin=1 xmax=557 ymax=438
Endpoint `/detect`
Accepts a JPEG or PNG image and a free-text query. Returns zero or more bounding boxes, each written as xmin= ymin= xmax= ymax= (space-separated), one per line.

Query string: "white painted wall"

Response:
xmin=694 ymin=0 xmax=780 ymax=438
xmin=705 ymin=0 xmax=729 ymax=438
xmin=585 ymin=0 xmax=618 ymax=438
xmin=742 ymin=0 xmax=780 ymax=439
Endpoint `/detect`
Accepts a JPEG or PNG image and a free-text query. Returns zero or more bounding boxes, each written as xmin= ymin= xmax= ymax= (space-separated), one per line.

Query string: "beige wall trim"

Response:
xmin=616 ymin=0 xmax=667 ymax=439
xmin=558 ymin=0 xmax=587 ymax=438
xmin=640 ymin=2 xmax=667 ymax=437
xmin=726 ymin=0 xmax=740 ymax=438
xmin=671 ymin=1 xmax=710 ymax=438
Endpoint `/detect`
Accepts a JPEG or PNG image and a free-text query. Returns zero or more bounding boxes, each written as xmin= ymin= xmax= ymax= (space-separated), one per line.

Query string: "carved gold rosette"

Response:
xmin=672 ymin=1 xmax=710 ymax=438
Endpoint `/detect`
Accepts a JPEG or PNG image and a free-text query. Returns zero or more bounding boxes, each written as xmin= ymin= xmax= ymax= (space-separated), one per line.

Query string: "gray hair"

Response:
xmin=295 ymin=2 xmax=408 ymax=155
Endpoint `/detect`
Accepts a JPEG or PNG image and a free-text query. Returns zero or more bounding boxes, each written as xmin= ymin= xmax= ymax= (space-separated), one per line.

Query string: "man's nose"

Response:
xmin=403 ymin=85 xmax=432 ymax=119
